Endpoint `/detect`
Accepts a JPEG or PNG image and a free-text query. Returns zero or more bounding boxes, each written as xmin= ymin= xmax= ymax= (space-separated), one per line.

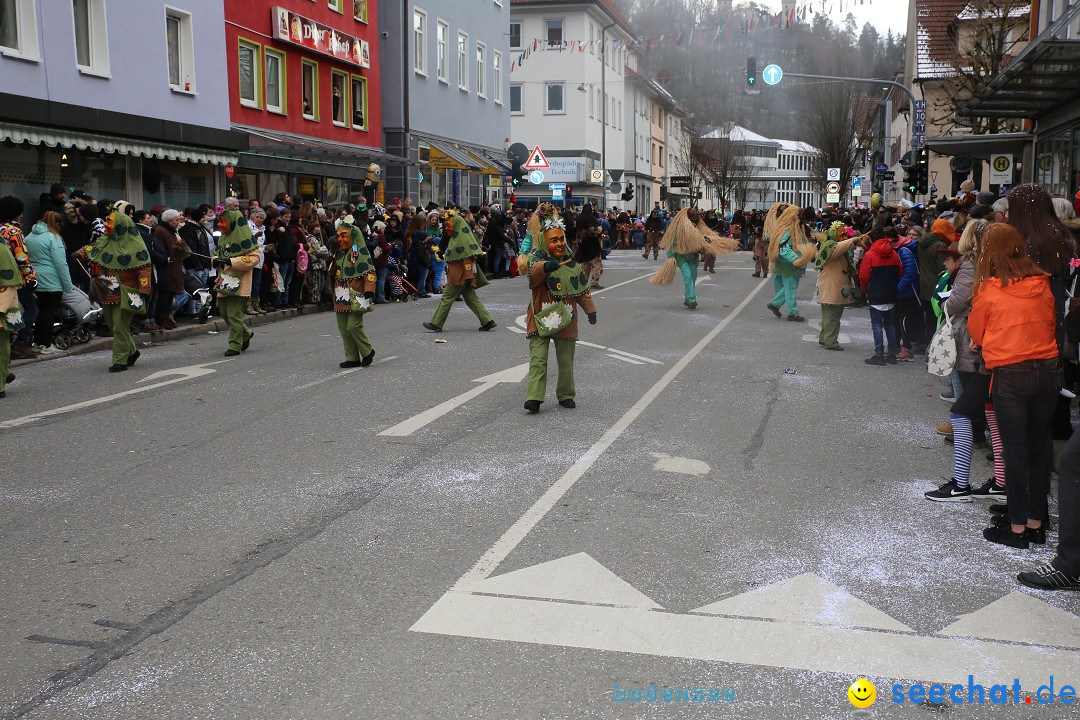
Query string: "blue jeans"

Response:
xmin=869 ymin=306 xmax=899 ymax=358
xmin=172 ymin=291 xmax=192 ymax=313
xmin=413 ymin=265 xmax=429 ymax=294
xmin=431 ymin=261 xmax=446 ymax=291
xmin=250 ymin=267 xmax=262 ymax=300
xmin=183 ymin=269 xmax=209 ymax=314
xmin=16 ymin=287 xmax=38 ymax=344
xmin=375 ymin=266 xmax=388 ymax=302
xmin=276 ymin=262 xmax=294 ymax=306
xmin=491 ymin=246 xmax=506 ymax=276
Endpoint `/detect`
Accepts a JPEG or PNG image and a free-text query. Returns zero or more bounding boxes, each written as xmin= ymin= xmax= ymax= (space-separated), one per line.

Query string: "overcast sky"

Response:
xmin=760 ymin=0 xmax=910 ymax=37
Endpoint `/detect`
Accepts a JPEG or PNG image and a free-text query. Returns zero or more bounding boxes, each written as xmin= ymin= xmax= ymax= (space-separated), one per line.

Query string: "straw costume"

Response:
xmin=82 ymin=208 xmax=152 ymax=371
xmin=523 ymin=215 xmax=597 ymax=413
xmin=765 ymin=205 xmax=816 ymax=321
xmin=424 ymin=213 xmax=495 ymax=332
xmin=0 ymin=240 xmax=24 ymax=397
xmin=214 ymin=209 xmax=261 ymax=356
xmin=650 ymin=207 xmax=739 ymax=308
xmin=332 ymin=218 xmax=377 ymax=368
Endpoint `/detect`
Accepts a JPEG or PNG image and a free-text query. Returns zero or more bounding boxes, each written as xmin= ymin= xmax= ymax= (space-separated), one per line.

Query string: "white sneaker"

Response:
xmin=33 ymin=344 xmax=63 ymax=356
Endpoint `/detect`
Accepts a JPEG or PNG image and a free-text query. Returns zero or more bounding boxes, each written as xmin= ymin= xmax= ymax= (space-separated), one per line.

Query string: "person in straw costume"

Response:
xmin=649 ymin=207 xmax=739 ymax=309
xmin=765 ymin=204 xmax=817 ymax=322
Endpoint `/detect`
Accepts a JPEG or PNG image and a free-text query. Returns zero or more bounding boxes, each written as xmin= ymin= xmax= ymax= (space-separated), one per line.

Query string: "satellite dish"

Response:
xmin=507 ymin=143 xmax=529 ymax=164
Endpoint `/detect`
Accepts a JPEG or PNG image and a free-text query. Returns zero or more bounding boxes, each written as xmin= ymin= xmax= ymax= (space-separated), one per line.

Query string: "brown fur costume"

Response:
xmin=650 ymin=208 xmax=739 ymax=285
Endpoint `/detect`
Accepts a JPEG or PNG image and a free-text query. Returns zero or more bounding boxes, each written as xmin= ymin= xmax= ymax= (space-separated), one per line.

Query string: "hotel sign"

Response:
xmin=272 ymin=7 xmax=370 ymax=68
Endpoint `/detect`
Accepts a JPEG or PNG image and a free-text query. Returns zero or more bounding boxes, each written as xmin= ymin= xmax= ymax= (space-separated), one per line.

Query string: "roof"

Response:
xmin=701 ymin=124 xmax=781 ymax=147
xmin=510 ymin=0 xmax=635 ymax=37
xmin=914 ymin=0 xmax=968 ymax=80
xmin=956 ymin=1 xmax=1030 ymax=21
xmin=774 ymin=139 xmax=817 ymax=154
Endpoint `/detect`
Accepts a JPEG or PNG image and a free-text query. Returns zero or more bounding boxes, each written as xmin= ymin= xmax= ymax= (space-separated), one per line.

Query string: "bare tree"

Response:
xmin=697 ymin=126 xmax=760 ymax=210
xmin=802 ymin=83 xmax=877 ymax=206
xmin=932 ymin=0 xmax=1029 ymax=134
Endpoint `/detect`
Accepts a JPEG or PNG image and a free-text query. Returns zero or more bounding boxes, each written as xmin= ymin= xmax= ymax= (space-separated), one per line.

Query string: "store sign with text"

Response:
xmin=272 ymin=7 xmax=370 ymax=68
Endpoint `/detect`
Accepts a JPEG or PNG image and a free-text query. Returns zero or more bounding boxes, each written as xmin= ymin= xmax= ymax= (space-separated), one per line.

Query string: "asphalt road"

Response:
xmin=1 ymin=251 xmax=1078 ymax=719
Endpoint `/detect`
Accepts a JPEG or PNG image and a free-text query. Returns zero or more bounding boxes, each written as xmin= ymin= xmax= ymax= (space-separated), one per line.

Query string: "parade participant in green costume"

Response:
xmin=213 ymin=209 xmax=261 ymax=357
xmin=0 ymin=240 xmax=24 ymax=398
xmin=649 ymin=207 xmax=739 ymax=308
xmin=516 ymin=202 xmax=560 ymax=275
xmin=423 ymin=213 xmax=496 ymax=332
xmin=79 ymin=206 xmax=152 ymax=372
xmin=332 ymin=217 xmax=377 ymax=368
xmin=523 ymin=215 xmax=598 ymax=414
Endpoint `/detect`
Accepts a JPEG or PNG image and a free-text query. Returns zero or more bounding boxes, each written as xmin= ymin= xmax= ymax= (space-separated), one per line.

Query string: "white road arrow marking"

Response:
xmin=378 ymin=364 xmax=529 ymax=437
xmin=0 ymin=361 xmax=228 ymax=430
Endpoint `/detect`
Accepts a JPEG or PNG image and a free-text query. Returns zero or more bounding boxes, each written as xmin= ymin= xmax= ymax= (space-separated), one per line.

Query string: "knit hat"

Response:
xmin=976 ymin=190 xmax=995 ymax=206
xmin=960 ymin=179 xmax=976 ymax=194
xmin=931 ymin=218 xmax=955 ymax=239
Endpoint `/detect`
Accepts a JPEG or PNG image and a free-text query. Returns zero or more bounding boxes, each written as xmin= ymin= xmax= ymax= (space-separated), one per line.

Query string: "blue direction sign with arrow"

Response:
xmin=529 ymin=170 xmax=545 ymax=184
xmin=762 ymin=64 xmax=783 ymax=85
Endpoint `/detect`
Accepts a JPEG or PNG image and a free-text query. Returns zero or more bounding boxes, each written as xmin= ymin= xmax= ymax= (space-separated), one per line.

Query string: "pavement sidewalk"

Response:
xmin=9 ymin=304 xmax=331 ymax=368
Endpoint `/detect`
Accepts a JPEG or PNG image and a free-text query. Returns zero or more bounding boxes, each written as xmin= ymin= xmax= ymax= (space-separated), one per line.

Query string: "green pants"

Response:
xmin=675 ymin=253 xmax=698 ymax=303
xmin=429 ymin=283 xmax=493 ymax=329
xmin=335 ymin=311 xmax=373 ymax=361
xmin=0 ymin=328 xmax=9 ymax=393
xmin=770 ymin=274 xmax=800 ymax=317
xmin=528 ymin=335 xmax=576 ymax=402
xmin=103 ymin=304 xmax=136 ymax=366
xmin=819 ymin=303 xmax=844 ymax=348
xmin=218 ymin=296 xmax=253 ymax=352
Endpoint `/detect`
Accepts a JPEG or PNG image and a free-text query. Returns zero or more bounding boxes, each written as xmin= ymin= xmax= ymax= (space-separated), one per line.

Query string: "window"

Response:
xmin=165 ymin=8 xmax=194 ymax=92
xmin=457 ymin=31 xmax=468 ymax=90
xmin=509 ymin=83 xmax=522 ymax=114
xmin=328 ymin=0 xmax=343 ymax=13
xmin=302 ymin=59 xmax=318 ymax=119
xmin=1 ymin=0 xmax=39 ymax=58
xmin=476 ymin=41 xmax=486 ymax=98
xmin=436 ymin=20 xmax=448 ymax=82
xmin=331 ymin=70 xmax=348 ymax=125
xmin=73 ymin=0 xmax=108 ymax=74
xmin=413 ymin=9 xmax=426 ymax=75
xmin=589 ymin=23 xmax=595 ymax=54
xmin=545 ymin=82 xmax=564 ymax=113
xmin=509 ymin=21 xmax=521 ymax=50
xmin=351 ymin=75 xmax=368 ymax=130
xmin=588 ymin=85 xmax=593 ymax=117
xmin=493 ymin=51 xmax=502 ymax=104
xmin=264 ymin=48 xmax=285 ymax=113
xmin=545 ymin=19 xmax=562 ymax=47
xmin=238 ymin=39 xmax=261 ymax=107
xmin=353 ymin=0 xmax=368 ymax=22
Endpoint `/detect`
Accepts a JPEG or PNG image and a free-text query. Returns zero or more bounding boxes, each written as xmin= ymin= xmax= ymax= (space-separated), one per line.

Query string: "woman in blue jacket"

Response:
xmin=23 ymin=211 xmax=72 ymax=353
xmin=891 ymin=227 xmax=922 ymax=361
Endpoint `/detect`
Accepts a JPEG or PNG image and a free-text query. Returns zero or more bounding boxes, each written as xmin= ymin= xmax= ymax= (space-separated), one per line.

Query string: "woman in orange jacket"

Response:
xmin=968 ymin=223 xmax=1059 ymax=549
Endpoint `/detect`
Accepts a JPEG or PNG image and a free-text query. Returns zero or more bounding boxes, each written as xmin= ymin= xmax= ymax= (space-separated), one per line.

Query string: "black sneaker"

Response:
xmin=479 ymin=320 xmax=497 ymax=331
xmin=1018 ymin=565 xmax=1080 ymax=591
xmin=339 ymin=360 xmax=363 ymax=368
xmin=786 ymin=315 xmax=806 ymax=322
xmin=864 ymin=355 xmax=886 ymax=366
xmin=108 ymin=364 xmax=128 ymax=373
xmin=924 ymin=479 xmax=974 ymax=503
xmin=5 ymin=372 xmax=13 ymax=383
xmin=983 ymin=524 xmax=1029 ymax=549
xmin=423 ymin=322 xmax=443 ymax=332
xmin=558 ymin=398 xmax=576 ymax=409
xmin=524 ymin=399 xmax=541 ymax=414
xmin=939 ymin=391 xmax=955 ymax=401
xmin=885 ymin=353 xmax=898 ymax=364
xmin=361 ymin=350 xmax=375 ymax=367
xmin=766 ymin=303 xmax=782 ymax=318
xmin=971 ymin=479 xmax=1006 ymax=499
xmin=989 ymin=502 xmax=1009 ymax=515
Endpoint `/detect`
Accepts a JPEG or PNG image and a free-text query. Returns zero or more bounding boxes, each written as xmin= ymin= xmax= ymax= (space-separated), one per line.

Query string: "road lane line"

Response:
xmin=292 ymin=356 xmax=398 ymax=392
xmin=606 ymin=353 xmax=644 ymax=365
xmin=604 ymin=348 xmax=662 ymax=364
xmin=451 ymin=279 xmax=769 ymax=589
xmin=590 ymin=272 xmax=653 ymax=295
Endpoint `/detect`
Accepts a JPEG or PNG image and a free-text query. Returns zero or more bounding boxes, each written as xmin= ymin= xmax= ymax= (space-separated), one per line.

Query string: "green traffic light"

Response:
xmin=748 ymin=76 xmax=756 ymax=85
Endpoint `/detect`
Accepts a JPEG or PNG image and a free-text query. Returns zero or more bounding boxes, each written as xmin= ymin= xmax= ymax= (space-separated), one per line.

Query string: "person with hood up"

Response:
xmin=331 ymin=217 xmax=377 ymax=368
xmin=765 ymin=204 xmax=816 ymax=321
xmin=917 ymin=218 xmax=953 ymax=344
xmin=859 ymin=229 xmax=902 ymax=365
xmin=76 ymin=203 xmax=152 ymax=372
xmin=213 ymin=210 xmax=261 ymax=357
xmin=423 ymin=212 xmax=496 ymax=332
xmin=523 ymin=214 xmax=597 ymax=414
xmin=37 ymin=184 xmax=67 ymax=220
xmin=814 ymin=221 xmax=857 ymax=350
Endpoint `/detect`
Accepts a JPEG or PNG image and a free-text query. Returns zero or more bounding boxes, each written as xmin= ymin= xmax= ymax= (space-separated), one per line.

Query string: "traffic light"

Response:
xmin=621 ymin=183 xmax=634 ymax=201
xmin=915 ymin=148 xmax=929 ymax=196
xmin=511 ymin=162 xmax=525 ymax=187
xmin=904 ymin=167 xmax=918 ymax=196
xmin=746 ymin=57 xmax=757 ymax=89
xmin=660 ymin=185 xmax=668 ymax=201
xmin=565 ymin=186 xmax=572 ymax=199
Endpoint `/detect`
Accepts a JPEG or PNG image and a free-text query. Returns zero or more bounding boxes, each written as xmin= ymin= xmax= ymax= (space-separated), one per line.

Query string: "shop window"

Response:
xmin=331 ymin=70 xmax=348 ymax=125
xmin=264 ymin=48 xmax=285 ymax=114
xmin=1 ymin=0 xmax=40 ymax=59
xmin=351 ymin=75 xmax=367 ymax=130
xmin=73 ymin=0 xmax=109 ymax=75
xmin=165 ymin=8 xmax=195 ymax=92
xmin=302 ymin=59 xmax=318 ymax=120
xmin=353 ymin=0 xmax=367 ymax=23
xmin=238 ymin=39 xmax=261 ymax=108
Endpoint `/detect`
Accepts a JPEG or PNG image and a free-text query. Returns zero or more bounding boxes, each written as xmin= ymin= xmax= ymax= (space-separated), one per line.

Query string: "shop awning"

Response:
xmin=426 ymin=140 xmax=481 ymax=170
xmin=924 ymin=132 xmax=1034 ymax=160
xmin=0 ymin=121 xmax=238 ymax=165
xmin=474 ymin=149 xmax=511 ymax=174
xmin=235 ymin=125 xmax=410 ymax=167
xmin=960 ymin=4 xmax=1080 ymax=119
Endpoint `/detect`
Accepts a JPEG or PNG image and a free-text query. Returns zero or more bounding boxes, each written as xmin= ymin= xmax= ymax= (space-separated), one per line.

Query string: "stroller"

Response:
xmin=183 ymin=273 xmax=214 ymax=323
xmin=385 ymin=255 xmax=418 ymax=302
xmin=50 ymin=287 xmax=103 ymax=350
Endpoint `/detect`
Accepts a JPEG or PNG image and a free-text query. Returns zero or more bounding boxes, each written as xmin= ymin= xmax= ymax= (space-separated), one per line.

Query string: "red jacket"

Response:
xmin=859 ymin=238 xmax=902 ymax=302
xmin=968 ymin=275 xmax=1057 ymax=369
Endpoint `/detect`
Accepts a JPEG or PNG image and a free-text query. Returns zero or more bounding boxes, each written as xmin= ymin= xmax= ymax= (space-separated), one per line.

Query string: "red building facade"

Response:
xmin=225 ymin=0 xmax=384 ymax=205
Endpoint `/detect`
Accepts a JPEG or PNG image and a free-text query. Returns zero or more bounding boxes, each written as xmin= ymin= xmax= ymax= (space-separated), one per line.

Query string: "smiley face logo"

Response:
xmin=847 ymin=678 xmax=876 ymax=708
